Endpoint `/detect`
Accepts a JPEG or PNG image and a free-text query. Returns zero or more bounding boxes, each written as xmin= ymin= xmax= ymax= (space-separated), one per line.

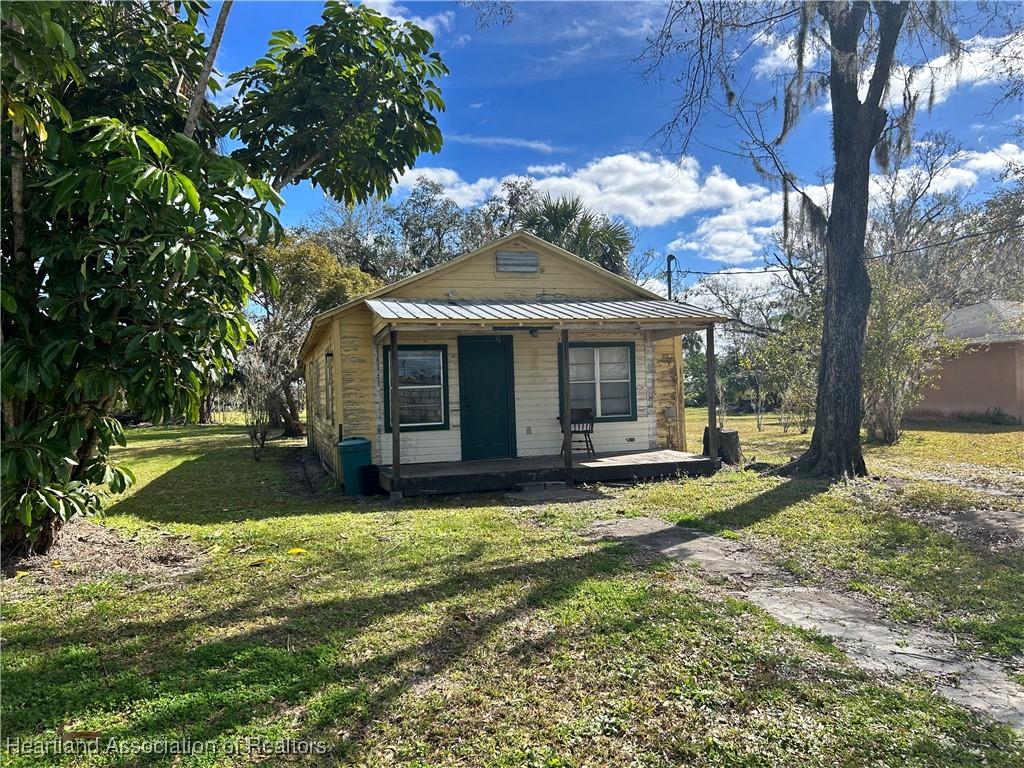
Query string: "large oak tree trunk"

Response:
xmin=280 ymin=378 xmax=305 ymax=437
xmin=797 ymin=153 xmax=874 ymax=477
xmin=267 ymin=393 xmax=284 ymax=429
xmin=784 ymin=1 xmax=908 ymax=479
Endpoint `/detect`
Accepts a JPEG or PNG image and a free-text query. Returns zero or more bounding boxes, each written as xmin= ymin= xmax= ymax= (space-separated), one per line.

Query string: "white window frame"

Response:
xmin=568 ymin=345 xmax=634 ymax=418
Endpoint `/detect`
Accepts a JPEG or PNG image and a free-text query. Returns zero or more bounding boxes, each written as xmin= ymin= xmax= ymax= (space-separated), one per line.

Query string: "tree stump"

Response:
xmin=703 ymin=427 xmax=743 ymax=465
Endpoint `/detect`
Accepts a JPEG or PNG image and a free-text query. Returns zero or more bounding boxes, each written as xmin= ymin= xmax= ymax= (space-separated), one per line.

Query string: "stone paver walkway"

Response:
xmin=587 ymin=516 xmax=1024 ymax=729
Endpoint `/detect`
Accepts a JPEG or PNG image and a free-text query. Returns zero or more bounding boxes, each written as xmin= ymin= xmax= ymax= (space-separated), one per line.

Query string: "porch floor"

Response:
xmin=377 ymin=449 xmax=718 ymax=496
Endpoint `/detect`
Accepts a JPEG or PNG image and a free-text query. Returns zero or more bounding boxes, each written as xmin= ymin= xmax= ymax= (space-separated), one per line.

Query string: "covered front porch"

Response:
xmin=378 ymin=448 xmax=717 ymax=496
xmin=369 ymin=297 xmax=725 ymax=498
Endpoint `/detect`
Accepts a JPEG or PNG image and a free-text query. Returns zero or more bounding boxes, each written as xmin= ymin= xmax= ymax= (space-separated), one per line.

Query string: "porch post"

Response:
xmin=705 ymin=324 xmax=718 ymax=463
xmin=560 ymin=328 xmax=573 ymax=482
xmin=389 ymin=326 xmax=402 ymax=497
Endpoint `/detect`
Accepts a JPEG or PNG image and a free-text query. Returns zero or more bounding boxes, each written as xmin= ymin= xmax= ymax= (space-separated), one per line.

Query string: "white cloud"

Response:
xmin=395 ymin=167 xmax=499 ymax=207
xmin=398 ymin=152 xmax=767 ymax=228
xmin=675 ymin=141 xmax=1022 ymax=267
xmin=957 ymin=143 xmax=1024 ymax=173
xmin=668 ymin=180 xmax=836 ymax=265
xmin=497 ymin=3 xmax=662 ymax=80
xmin=394 ymin=152 xmax=765 ymax=249
xmin=682 ymin=268 xmax=785 ymax=311
xmin=639 ymin=276 xmax=669 ymax=298
xmin=448 ymin=134 xmax=561 ymax=154
xmin=926 ymin=166 xmax=982 ymax=194
xmin=360 ymin=0 xmax=454 ymax=36
xmin=754 ymin=38 xmax=796 ymax=78
xmin=753 ymin=31 xmax=826 ymax=78
xmin=468 ymin=101 xmax=488 ymax=110
xmin=395 ymin=138 xmax=1022 ymax=272
xmin=526 ymin=163 xmax=569 ymax=176
xmin=867 ymin=142 xmax=1024 ymax=201
xmin=668 ymin=191 xmax=782 ymax=265
xmin=528 ymin=153 xmax=766 ymax=227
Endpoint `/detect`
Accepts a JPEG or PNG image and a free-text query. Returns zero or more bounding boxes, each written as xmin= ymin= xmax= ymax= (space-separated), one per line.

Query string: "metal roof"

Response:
xmin=365 ymin=298 xmax=725 ymax=324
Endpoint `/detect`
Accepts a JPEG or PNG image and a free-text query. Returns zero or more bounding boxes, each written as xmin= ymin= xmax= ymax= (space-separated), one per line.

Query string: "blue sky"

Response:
xmin=210 ymin=1 xmax=1023 ymax=291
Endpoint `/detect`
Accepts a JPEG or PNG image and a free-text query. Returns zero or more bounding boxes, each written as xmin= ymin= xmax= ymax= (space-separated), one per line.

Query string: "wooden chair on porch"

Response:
xmin=558 ymin=408 xmax=596 ymax=458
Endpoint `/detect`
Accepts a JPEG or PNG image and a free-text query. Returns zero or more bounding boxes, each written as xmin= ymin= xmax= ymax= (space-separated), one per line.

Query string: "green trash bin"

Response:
xmin=337 ymin=437 xmax=371 ymax=495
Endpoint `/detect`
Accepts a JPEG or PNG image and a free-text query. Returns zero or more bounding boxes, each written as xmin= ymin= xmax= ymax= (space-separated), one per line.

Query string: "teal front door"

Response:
xmin=459 ymin=336 xmax=516 ymax=460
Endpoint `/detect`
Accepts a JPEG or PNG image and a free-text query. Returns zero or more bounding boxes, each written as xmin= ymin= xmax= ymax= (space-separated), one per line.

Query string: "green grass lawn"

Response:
xmin=3 ymin=417 xmax=1023 ymax=766
xmin=685 ymin=407 xmax=1024 ymax=470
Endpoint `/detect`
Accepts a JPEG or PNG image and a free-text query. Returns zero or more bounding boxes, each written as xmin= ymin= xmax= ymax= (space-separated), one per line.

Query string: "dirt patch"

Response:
xmin=879 ymin=476 xmax=1024 ymax=552
xmin=3 ymin=517 xmax=200 ymax=589
xmin=901 ymin=502 xmax=1024 ymax=552
xmin=886 ymin=464 xmax=1024 ymax=498
xmin=505 ymin=487 xmax=609 ymax=506
xmin=282 ymin=446 xmax=345 ymax=498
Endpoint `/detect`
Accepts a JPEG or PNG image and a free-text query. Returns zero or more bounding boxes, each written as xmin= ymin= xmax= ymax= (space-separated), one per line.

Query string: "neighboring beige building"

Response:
xmin=913 ymin=300 xmax=1024 ymax=423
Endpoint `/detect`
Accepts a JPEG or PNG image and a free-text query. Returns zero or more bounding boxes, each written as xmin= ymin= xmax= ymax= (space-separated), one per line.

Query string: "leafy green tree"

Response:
xmin=1 ymin=0 xmax=446 ymax=554
xmin=253 ymin=236 xmax=382 ymax=436
xmin=862 ymin=263 xmax=961 ymax=445
xmin=310 ymin=198 xmax=404 ymax=282
xmin=314 ymin=178 xmax=644 ymax=281
xmin=1 ymin=1 xmax=279 ymax=553
xmin=463 ymin=178 xmax=543 ymax=247
xmin=683 ymin=344 xmax=708 ymax=408
xmin=391 ymin=178 xmax=466 ymax=273
xmin=972 ymin=172 xmax=1024 ymax=305
xmin=226 ymin=1 xmax=446 ymax=197
xmin=738 ymin=341 xmax=771 ymax=430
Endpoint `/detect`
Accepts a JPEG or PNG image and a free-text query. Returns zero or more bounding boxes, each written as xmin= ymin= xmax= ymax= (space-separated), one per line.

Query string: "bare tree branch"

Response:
xmin=184 ymin=0 xmax=233 ymax=140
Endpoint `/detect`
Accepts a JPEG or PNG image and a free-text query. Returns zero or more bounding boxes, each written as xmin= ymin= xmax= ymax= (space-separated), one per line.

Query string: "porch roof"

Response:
xmin=365 ymin=298 xmax=727 ymax=327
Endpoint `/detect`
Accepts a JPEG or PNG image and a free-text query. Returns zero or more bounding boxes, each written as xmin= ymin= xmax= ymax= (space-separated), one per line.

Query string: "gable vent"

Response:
xmin=496 ymin=250 xmax=540 ymax=273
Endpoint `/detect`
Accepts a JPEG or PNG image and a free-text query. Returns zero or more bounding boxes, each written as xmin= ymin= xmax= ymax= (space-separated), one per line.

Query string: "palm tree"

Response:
xmin=520 ymin=195 xmax=634 ymax=276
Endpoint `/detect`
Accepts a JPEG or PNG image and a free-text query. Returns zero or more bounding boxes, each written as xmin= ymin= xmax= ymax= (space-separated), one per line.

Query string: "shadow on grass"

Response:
xmin=690 ymin=478 xmax=827 ymax=534
xmin=6 ymin=520 xmax=996 ymax=766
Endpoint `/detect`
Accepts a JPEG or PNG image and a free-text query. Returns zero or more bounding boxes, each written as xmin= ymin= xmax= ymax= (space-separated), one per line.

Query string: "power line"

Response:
xmin=676 ymin=222 xmax=1024 ymax=278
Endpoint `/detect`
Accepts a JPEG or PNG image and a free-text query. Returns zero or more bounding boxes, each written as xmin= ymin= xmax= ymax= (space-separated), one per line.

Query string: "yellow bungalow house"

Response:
xmin=299 ymin=231 xmax=726 ymax=496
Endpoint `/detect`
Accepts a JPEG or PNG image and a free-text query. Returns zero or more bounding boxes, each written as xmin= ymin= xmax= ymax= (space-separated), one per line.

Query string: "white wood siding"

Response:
xmin=512 ymin=332 xmax=656 ymax=457
xmin=374 ymin=331 xmax=657 ymax=465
